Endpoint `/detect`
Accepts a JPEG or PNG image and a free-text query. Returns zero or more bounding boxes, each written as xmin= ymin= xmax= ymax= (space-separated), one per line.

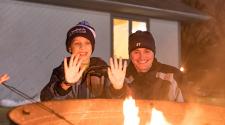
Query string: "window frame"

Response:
xmin=111 ymin=13 xmax=150 ymax=59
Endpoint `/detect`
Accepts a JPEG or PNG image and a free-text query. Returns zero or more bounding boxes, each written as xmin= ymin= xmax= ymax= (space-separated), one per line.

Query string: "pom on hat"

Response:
xmin=128 ymin=30 xmax=156 ymax=55
xmin=66 ymin=20 xmax=96 ymax=53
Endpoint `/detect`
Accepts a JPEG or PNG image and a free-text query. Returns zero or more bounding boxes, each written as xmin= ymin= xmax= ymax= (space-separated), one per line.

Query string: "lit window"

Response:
xmin=132 ymin=21 xmax=147 ymax=33
xmin=113 ymin=18 xmax=147 ymax=59
xmin=113 ymin=19 xmax=129 ymax=59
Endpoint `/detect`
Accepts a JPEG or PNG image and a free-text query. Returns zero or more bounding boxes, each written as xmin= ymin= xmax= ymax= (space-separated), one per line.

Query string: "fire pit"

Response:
xmin=9 ymin=99 xmax=225 ymax=125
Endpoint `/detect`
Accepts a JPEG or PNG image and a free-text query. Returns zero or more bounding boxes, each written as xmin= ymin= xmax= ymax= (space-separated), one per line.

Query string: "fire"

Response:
xmin=123 ymin=96 xmax=140 ymax=125
xmin=146 ymin=108 xmax=171 ymax=125
xmin=123 ymin=97 xmax=172 ymax=125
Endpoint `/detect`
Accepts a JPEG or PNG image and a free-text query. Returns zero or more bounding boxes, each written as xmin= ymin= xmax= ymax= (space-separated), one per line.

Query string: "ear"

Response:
xmin=68 ymin=48 xmax=72 ymax=53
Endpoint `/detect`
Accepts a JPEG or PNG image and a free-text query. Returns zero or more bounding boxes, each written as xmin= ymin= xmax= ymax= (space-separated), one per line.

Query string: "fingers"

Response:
xmin=109 ymin=57 xmax=115 ymax=72
xmin=67 ymin=54 xmax=82 ymax=68
xmin=64 ymin=56 xmax=82 ymax=72
xmin=72 ymin=54 xmax=80 ymax=66
xmin=107 ymin=68 xmax=115 ymax=85
xmin=69 ymin=54 xmax=74 ymax=67
xmin=64 ymin=54 xmax=83 ymax=77
xmin=118 ymin=58 xmax=122 ymax=70
xmin=109 ymin=57 xmax=114 ymax=68
xmin=109 ymin=57 xmax=120 ymax=70
xmin=113 ymin=57 xmax=118 ymax=69
xmin=64 ymin=57 xmax=68 ymax=71
xmin=76 ymin=57 xmax=83 ymax=71
xmin=0 ymin=74 xmax=10 ymax=84
xmin=107 ymin=67 xmax=112 ymax=77
xmin=122 ymin=60 xmax=127 ymax=72
xmin=77 ymin=66 xmax=86 ymax=77
xmin=110 ymin=57 xmax=127 ymax=71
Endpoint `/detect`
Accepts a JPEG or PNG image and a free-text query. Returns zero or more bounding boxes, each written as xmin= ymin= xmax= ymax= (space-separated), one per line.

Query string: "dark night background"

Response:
xmin=181 ymin=0 xmax=225 ymax=100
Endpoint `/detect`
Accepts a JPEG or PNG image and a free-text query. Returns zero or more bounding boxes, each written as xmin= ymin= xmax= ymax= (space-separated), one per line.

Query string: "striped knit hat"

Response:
xmin=66 ymin=20 xmax=96 ymax=53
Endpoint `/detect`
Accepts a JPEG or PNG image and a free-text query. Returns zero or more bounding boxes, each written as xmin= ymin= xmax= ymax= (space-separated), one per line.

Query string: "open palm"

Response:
xmin=108 ymin=57 xmax=127 ymax=89
xmin=64 ymin=54 xmax=86 ymax=85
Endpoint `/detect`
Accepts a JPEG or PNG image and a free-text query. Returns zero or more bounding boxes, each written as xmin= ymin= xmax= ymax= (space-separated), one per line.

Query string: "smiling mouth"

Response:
xmin=137 ymin=60 xmax=148 ymax=64
xmin=79 ymin=52 xmax=88 ymax=56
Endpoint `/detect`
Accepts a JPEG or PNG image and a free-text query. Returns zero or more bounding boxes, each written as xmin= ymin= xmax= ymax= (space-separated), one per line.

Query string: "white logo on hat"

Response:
xmin=136 ymin=42 xmax=141 ymax=47
xmin=70 ymin=28 xmax=87 ymax=36
xmin=77 ymin=24 xmax=96 ymax=38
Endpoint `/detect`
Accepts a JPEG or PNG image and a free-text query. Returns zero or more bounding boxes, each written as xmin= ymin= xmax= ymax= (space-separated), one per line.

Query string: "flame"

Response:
xmin=146 ymin=108 xmax=171 ymax=125
xmin=123 ymin=97 xmax=140 ymax=125
xmin=123 ymin=97 xmax=172 ymax=125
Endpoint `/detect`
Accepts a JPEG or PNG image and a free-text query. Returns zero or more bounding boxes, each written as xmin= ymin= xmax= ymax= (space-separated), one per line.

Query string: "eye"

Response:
xmin=132 ymin=50 xmax=140 ymax=54
xmin=74 ymin=42 xmax=80 ymax=46
xmin=144 ymin=49 xmax=154 ymax=55
xmin=143 ymin=48 xmax=150 ymax=52
xmin=145 ymin=50 xmax=151 ymax=53
xmin=84 ymin=40 xmax=91 ymax=45
xmin=71 ymin=41 xmax=81 ymax=47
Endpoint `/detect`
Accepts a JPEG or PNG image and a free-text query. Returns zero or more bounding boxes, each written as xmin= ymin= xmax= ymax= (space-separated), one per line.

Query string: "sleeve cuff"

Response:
xmin=54 ymin=82 xmax=72 ymax=96
xmin=109 ymin=84 xmax=127 ymax=98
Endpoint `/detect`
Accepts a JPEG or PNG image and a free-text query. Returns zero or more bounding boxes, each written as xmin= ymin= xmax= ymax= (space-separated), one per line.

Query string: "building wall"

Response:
xmin=0 ymin=0 xmax=110 ymax=99
xmin=150 ymin=18 xmax=180 ymax=68
xmin=0 ymin=0 xmax=180 ymax=100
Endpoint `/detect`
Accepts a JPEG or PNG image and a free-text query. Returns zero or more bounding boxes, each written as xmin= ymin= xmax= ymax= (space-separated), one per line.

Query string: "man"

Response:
xmin=110 ymin=30 xmax=184 ymax=102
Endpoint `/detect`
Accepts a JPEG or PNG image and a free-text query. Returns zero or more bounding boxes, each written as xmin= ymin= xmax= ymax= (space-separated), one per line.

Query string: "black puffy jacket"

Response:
xmin=40 ymin=57 xmax=110 ymax=101
xmin=111 ymin=59 xmax=184 ymax=102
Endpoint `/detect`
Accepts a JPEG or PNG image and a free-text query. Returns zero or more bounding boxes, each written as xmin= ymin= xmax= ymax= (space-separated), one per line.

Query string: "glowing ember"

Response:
xmin=123 ymin=97 xmax=171 ymax=125
xmin=180 ymin=67 xmax=184 ymax=72
xmin=123 ymin=97 xmax=140 ymax=125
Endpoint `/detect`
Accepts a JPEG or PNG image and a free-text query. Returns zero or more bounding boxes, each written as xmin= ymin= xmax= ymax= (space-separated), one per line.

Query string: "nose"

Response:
xmin=79 ymin=43 xmax=85 ymax=49
xmin=139 ymin=52 xmax=145 ymax=60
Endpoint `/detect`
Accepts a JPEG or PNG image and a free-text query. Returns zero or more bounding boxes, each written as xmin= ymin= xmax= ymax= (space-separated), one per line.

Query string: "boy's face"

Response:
xmin=69 ymin=36 xmax=92 ymax=64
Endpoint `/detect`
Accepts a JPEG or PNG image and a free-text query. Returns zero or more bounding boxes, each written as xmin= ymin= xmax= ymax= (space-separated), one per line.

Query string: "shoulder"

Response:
xmin=52 ymin=61 xmax=64 ymax=74
xmin=154 ymin=61 xmax=183 ymax=82
xmin=155 ymin=61 xmax=181 ymax=74
xmin=161 ymin=63 xmax=181 ymax=73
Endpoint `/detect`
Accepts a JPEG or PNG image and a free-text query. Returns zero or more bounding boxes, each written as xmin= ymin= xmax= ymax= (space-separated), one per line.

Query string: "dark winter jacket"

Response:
xmin=110 ymin=59 xmax=184 ymax=102
xmin=40 ymin=57 xmax=110 ymax=101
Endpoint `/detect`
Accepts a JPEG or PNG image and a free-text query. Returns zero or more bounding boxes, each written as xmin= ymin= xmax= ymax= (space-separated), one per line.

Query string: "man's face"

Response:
xmin=130 ymin=48 xmax=154 ymax=73
xmin=69 ymin=36 xmax=92 ymax=64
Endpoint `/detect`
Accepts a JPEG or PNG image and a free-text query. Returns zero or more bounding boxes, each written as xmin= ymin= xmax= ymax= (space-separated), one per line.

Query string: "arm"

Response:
xmin=108 ymin=82 xmax=128 ymax=99
xmin=40 ymin=67 xmax=73 ymax=101
xmin=40 ymin=55 xmax=85 ymax=101
xmin=156 ymin=72 xmax=184 ymax=102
